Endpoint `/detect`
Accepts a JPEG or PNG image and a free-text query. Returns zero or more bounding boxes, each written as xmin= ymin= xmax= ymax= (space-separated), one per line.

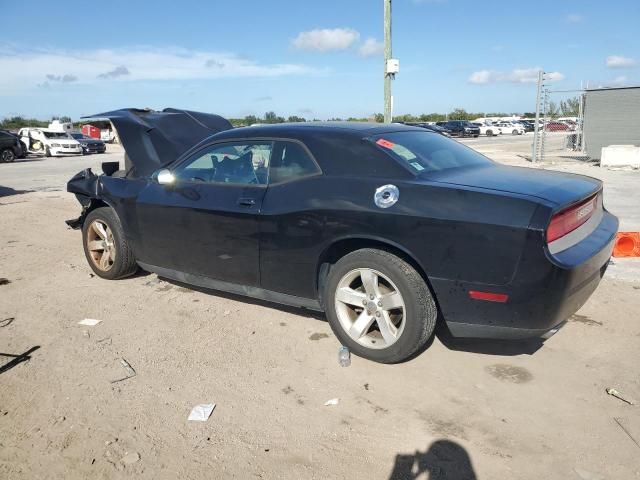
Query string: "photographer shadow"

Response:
xmin=388 ymin=439 xmax=477 ymax=480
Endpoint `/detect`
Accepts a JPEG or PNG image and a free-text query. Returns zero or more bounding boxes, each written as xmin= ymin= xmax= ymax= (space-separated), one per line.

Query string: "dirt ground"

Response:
xmin=1 ymin=143 xmax=640 ymax=479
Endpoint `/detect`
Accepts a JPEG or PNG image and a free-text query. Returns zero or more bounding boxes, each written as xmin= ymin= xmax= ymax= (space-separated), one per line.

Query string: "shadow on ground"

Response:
xmin=157 ymin=275 xmax=543 ymax=357
xmin=0 ymin=346 xmax=41 ymax=375
xmin=0 ymin=186 xmax=33 ymax=198
xmin=388 ymin=439 xmax=477 ymax=480
xmin=436 ymin=322 xmax=544 ymax=356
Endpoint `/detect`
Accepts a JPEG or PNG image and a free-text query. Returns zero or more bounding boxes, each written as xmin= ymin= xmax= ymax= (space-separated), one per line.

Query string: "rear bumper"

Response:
xmin=433 ymin=210 xmax=618 ymax=340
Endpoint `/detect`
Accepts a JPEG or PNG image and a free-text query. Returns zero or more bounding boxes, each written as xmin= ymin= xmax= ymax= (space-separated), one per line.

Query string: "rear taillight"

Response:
xmin=547 ymin=193 xmax=599 ymax=243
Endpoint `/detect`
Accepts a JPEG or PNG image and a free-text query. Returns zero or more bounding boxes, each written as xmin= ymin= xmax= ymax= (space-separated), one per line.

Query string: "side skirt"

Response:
xmin=138 ymin=262 xmax=323 ymax=312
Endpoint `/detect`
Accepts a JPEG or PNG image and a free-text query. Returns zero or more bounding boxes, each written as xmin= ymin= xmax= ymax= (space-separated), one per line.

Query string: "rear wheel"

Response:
xmin=0 ymin=148 xmax=15 ymax=163
xmin=325 ymin=249 xmax=437 ymax=363
xmin=82 ymin=207 xmax=138 ymax=280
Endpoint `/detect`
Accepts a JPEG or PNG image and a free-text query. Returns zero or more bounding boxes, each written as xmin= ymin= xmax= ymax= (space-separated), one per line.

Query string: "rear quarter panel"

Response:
xmin=259 ymin=175 xmax=541 ymax=299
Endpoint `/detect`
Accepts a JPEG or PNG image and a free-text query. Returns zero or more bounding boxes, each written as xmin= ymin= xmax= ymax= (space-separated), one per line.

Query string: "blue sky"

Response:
xmin=1 ymin=0 xmax=638 ymax=120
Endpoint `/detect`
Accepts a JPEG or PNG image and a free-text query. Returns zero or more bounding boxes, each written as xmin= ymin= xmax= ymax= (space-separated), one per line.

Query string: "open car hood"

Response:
xmin=84 ymin=108 xmax=233 ymax=178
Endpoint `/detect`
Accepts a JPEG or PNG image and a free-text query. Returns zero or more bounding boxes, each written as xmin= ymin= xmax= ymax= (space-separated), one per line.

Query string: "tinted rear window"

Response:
xmin=373 ymin=131 xmax=492 ymax=173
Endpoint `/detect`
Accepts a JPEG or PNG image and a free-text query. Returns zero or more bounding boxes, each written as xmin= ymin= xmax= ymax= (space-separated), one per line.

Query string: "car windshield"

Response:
xmin=43 ymin=131 xmax=70 ymax=139
xmin=70 ymin=133 xmax=86 ymax=139
xmin=373 ymin=131 xmax=492 ymax=173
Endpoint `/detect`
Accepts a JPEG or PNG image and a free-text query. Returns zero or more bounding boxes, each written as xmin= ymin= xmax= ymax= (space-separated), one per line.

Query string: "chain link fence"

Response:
xmin=533 ymin=89 xmax=592 ymax=164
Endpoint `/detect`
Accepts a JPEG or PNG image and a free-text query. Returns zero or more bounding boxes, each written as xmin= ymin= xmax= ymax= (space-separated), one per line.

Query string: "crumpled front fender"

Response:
xmin=66 ymin=168 xmax=102 ymax=229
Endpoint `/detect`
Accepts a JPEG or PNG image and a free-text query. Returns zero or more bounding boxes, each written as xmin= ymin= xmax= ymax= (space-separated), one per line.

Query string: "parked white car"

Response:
xmin=493 ymin=122 xmax=525 ymax=135
xmin=471 ymin=122 xmax=499 ymax=137
xmin=18 ymin=128 xmax=82 ymax=157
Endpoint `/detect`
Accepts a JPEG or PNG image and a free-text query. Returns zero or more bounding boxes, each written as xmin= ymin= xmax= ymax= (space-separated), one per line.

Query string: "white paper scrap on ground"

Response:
xmin=188 ymin=403 xmax=216 ymax=421
xmin=78 ymin=318 xmax=102 ymax=326
xmin=324 ymin=398 xmax=339 ymax=406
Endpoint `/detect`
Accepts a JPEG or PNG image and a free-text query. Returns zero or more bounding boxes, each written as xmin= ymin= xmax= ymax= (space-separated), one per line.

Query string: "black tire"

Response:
xmin=1 ymin=148 xmax=15 ymax=163
xmin=486 ymin=130 xmax=493 ymax=137
xmin=82 ymin=207 xmax=138 ymax=280
xmin=511 ymin=129 xmax=518 ymax=135
xmin=324 ymin=248 xmax=437 ymax=363
xmin=45 ymin=147 xmax=51 ymax=157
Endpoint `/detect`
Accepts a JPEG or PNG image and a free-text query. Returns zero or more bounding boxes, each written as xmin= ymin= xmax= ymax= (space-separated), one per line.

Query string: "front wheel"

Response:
xmin=45 ymin=147 xmax=51 ymax=157
xmin=512 ymin=129 xmax=518 ymax=135
xmin=82 ymin=207 xmax=138 ymax=279
xmin=325 ymin=249 xmax=437 ymax=364
xmin=486 ymin=130 xmax=493 ymax=137
xmin=0 ymin=148 xmax=15 ymax=163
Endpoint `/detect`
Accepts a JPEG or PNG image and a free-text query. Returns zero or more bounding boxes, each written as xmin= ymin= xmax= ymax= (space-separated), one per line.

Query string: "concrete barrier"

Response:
xmin=600 ymin=145 xmax=640 ymax=168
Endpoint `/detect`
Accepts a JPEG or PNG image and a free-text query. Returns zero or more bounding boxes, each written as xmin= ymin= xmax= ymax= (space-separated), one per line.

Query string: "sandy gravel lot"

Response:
xmin=1 ymin=143 xmax=639 ymax=479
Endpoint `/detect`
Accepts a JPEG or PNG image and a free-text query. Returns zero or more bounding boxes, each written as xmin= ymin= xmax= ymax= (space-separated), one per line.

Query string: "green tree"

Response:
xmin=243 ymin=115 xmax=258 ymax=126
xmin=373 ymin=113 xmax=384 ymax=123
xmin=448 ymin=108 xmax=469 ymax=120
xmin=560 ymin=96 xmax=581 ymax=117
xmin=287 ymin=115 xmax=306 ymax=123
xmin=546 ymin=101 xmax=560 ymax=119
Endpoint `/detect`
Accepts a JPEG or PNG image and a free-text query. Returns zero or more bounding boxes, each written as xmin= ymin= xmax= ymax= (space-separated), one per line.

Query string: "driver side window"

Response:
xmin=174 ymin=142 xmax=272 ymax=185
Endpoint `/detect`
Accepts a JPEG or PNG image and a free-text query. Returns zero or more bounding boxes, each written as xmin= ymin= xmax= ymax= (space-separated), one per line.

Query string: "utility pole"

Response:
xmin=532 ymin=70 xmax=543 ymax=162
xmin=383 ymin=0 xmax=392 ymax=123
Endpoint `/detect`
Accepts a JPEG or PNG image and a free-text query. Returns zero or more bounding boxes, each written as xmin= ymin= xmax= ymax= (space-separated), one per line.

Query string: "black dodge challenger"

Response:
xmin=67 ymin=108 xmax=618 ymax=363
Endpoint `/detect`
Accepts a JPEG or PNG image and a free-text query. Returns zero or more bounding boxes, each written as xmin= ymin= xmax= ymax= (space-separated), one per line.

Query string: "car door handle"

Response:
xmin=237 ymin=198 xmax=256 ymax=207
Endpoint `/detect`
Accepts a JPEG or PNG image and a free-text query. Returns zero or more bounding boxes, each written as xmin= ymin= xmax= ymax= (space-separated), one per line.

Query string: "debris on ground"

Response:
xmin=0 ymin=317 xmax=15 ymax=327
xmin=606 ymin=387 xmax=635 ymax=405
xmin=188 ymin=403 xmax=216 ymax=422
xmin=78 ymin=318 xmax=102 ymax=326
xmin=614 ymin=418 xmax=640 ymax=449
xmin=338 ymin=346 xmax=351 ymax=367
xmin=120 ymin=452 xmax=141 ymax=465
xmin=0 ymin=278 xmax=10 ymax=286
xmin=324 ymin=398 xmax=339 ymax=406
xmin=110 ymin=358 xmax=137 ymax=383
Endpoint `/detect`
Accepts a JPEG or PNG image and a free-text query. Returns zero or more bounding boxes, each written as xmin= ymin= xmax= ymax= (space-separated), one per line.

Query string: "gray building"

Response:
xmin=583 ymin=86 xmax=640 ymax=159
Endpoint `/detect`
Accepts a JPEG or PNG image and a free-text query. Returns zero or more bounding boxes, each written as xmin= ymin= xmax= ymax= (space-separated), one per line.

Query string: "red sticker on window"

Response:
xmin=376 ymin=138 xmax=395 ymax=149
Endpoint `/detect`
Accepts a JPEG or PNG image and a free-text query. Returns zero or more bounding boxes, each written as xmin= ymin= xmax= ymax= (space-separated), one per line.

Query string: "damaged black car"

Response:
xmin=67 ymin=108 xmax=618 ymax=363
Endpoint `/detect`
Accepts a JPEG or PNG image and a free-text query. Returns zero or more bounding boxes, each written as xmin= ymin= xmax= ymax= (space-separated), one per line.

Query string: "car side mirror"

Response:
xmin=155 ymin=169 xmax=176 ymax=185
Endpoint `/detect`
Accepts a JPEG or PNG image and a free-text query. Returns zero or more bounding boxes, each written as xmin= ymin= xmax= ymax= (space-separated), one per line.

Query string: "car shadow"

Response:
xmin=388 ymin=439 xmax=477 ymax=480
xmin=158 ymin=277 xmax=326 ymax=321
xmin=156 ymin=277 xmax=543 ymax=356
xmin=0 ymin=346 xmax=41 ymax=375
xmin=0 ymin=186 xmax=33 ymax=198
xmin=435 ymin=321 xmax=544 ymax=356
xmin=13 ymin=157 xmax=46 ymax=164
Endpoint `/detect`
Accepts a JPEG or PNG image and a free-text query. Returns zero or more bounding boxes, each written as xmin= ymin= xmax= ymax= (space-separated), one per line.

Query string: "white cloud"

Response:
xmin=0 ymin=46 xmax=317 ymax=93
xmin=468 ymin=67 xmax=564 ymax=84
xmin=358 ymin=38 xmax=384 ymax=57
xmin=291 ymin=28 xmax=360 ymax=52
xmin=608 ymin=75 xmax=629 ymax=87
xmin=566 ymin=13 xmax=583 ymax=23
xmin=606 ymin=55 xmax=637 ymax=68
xmin=97 ymin=66 xmax=129 ymax=79
xmin=46 ymin=73 xmax=77 ymax=83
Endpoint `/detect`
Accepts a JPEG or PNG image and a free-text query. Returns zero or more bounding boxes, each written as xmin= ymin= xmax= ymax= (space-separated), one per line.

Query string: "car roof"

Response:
xmin=218 ymin=122 xmax=427 ymax=138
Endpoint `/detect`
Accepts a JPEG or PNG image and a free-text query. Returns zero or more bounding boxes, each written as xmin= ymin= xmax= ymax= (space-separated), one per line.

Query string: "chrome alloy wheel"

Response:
xmin=86 ymin=219 xmax=116 ymax=271
xmin=334 ymin=268 xmax=406 ymax=349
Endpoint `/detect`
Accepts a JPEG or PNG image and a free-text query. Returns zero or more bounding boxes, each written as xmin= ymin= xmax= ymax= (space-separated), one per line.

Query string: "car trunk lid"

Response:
xmin=425 ymin=164 xmax=602 ymax=207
